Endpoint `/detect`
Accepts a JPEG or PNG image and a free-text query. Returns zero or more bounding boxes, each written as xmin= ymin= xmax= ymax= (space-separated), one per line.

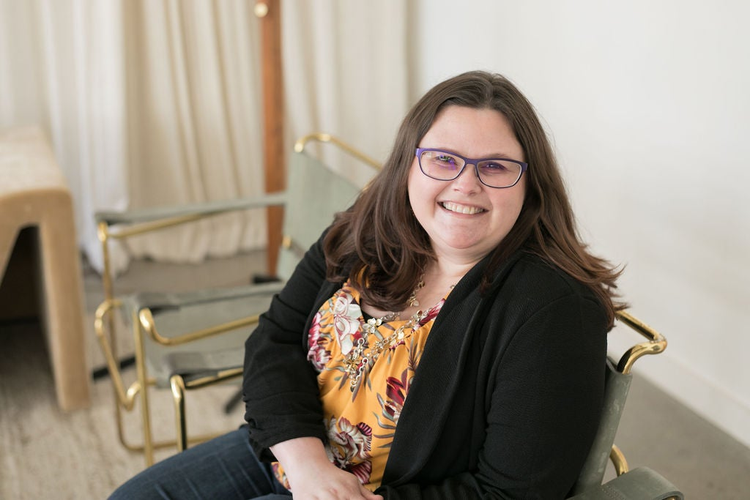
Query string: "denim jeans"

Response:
xmin=109 ymin=427 xmax=291 ymax=500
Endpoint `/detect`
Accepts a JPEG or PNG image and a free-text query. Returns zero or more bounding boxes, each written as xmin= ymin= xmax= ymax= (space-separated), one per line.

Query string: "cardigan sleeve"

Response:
xmin=242 ymin=233 xmax=330 ymax=461
xmin=376 ymin=291 xmax=607 ymax=499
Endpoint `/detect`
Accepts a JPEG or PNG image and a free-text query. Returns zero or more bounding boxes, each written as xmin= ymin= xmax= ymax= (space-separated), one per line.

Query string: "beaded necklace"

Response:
xmin=378 ymin=276 xmax=424 ymax=322
xmin=343 ymin=310 xmax=429 ymax=391
xmin=342 ymin=277 xmax=453 ymax=391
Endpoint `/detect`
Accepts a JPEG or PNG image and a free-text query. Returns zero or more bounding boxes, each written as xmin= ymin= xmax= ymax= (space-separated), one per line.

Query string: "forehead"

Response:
xmin=422 ymin=106 xmax=523 ymax=159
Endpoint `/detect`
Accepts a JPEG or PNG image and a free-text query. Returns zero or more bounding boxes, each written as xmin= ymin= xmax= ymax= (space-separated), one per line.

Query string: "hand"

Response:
xmin=287 ymin=459 xmax=382 ymax=500
xmin=271 ymin=437 xmax=383 ymax=500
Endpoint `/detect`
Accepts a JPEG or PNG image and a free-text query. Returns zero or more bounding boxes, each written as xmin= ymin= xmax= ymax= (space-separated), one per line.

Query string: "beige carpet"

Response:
xmin=0 ymin=318 xmax=246 ymax=500
xmin=0 ymin=253 xmax=260 ymax=500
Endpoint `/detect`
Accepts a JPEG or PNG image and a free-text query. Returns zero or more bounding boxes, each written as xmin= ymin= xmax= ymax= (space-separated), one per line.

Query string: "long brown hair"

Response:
xmin=324 ymin=71 xmax=624 ymax=327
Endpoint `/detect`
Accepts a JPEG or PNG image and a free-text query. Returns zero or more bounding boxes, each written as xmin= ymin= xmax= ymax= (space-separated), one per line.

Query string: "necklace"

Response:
xmin=378 ymin=276 xmax=425 ymax=322
xmin=343 ymin=276 xmax=451 ymax=392
xmin=407 ymin=276 xmax=425 ymax=308
xmin=344 ymin=308 xmax=430 ymax=391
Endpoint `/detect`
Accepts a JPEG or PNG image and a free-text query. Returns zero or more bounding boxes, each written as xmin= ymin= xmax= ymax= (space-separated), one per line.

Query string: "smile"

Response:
xmin=440 ymin=201 xmax=486 ymax=215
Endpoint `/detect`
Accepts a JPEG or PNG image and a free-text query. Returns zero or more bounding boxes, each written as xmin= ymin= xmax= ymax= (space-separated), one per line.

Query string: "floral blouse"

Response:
xmin=272 ymin=281 xmax=448 ymax=491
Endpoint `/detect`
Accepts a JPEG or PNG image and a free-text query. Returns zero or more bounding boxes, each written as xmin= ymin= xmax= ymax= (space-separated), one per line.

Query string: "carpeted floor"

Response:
xmin=0 ymin=253 xmax=259 ymax=499
xmin=1 ymin=319 xmax=248 ymax=499
xmin=1 ymin=252 xmax=749 ymax=499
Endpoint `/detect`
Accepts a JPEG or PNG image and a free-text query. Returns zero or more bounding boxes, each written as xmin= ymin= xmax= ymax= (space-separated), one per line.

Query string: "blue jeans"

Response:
xmin=109 ymin=427 xmax=291 ymax=500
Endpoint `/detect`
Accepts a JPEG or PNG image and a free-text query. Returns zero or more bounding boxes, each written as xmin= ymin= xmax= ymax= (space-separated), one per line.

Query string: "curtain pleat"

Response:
xmin=282 ymin=0 xmax=410 ymax=187
xmin=124 ymin=0 xmax=266 ymax=265
xmin=0 ymin=0 xmax=408 ymax=274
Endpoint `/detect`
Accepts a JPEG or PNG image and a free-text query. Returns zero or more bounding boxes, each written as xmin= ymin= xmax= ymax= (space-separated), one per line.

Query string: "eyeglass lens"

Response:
xmin=419 ymin=150 xmax=522 ymax=188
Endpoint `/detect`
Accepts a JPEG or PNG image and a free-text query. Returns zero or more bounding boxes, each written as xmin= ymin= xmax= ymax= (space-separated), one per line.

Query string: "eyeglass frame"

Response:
xmin=415 ymin=148 xmax=528 ymax=189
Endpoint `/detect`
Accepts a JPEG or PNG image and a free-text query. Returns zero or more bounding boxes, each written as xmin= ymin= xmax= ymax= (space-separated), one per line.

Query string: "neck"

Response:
xmin=425 ymin=253 xmax=483 ymax=286
xmin=403 ymin=256 xmax=478 ymax=315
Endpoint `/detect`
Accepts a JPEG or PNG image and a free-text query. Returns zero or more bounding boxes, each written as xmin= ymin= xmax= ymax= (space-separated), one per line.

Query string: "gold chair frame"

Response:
xmin=605 ymin=310 xmax=667 ymax=476
xmin=94 ymin=133 xmax=380 ymax=466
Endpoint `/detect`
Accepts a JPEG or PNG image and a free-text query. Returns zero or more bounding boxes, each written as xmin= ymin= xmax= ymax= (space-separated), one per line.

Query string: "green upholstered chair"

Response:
xmin=567 ymin=311 xmax=683 ymax=499
xmin=94 ymin=134 xmax=379 ymax=466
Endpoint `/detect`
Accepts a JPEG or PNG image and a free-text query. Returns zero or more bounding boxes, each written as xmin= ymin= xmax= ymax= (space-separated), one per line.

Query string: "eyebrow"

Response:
xmin=434 ymin=147 xmax=517 ymax=160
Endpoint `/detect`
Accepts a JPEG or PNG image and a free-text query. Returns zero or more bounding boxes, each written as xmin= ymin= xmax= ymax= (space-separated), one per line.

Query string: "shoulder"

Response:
xmin=498 ymin=252 xmax=598 ymax=303
xmin=481 ymin=252 xmax=606 ymax=333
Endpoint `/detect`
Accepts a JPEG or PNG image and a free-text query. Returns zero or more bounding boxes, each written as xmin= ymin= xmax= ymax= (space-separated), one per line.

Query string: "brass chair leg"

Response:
xmin=133 ymin=313 xmax=155 ymax=466
xmin=170 ymin=374 xmax=188 ymax=452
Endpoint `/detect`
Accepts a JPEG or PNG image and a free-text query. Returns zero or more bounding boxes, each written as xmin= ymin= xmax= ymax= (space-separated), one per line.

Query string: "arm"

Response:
xmin=242 ymin=232 xmax=382 ymax=500
xmin=377 ymin=293 xmax=607 ymax=499
xmin=242 ymin=234 xmax=330 ymax=459
xmin=243 ymin=233 xmax=384 ymax=498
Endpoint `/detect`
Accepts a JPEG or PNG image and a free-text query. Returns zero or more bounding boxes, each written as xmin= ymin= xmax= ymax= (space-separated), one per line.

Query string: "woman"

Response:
xmin=111 ymin=71 xmax=622 ymax=499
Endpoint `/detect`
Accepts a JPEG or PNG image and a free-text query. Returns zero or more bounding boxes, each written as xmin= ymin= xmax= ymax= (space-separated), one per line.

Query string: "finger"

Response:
xmin=359 ymin=484 xmax=383 ymax=499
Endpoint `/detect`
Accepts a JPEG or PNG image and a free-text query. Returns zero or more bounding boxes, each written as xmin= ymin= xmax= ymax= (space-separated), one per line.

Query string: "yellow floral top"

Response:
xmin=272 ymin=281 xmax=448 ymax=491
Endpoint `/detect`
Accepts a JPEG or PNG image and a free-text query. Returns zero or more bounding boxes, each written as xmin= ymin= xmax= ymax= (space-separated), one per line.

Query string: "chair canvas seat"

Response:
xmin=571 ymin=358 xmax=633 ymax=494
xmin=118 ymin=282 xmax=284 ymax=388
xmin=276 ymin=150 xmax=363 ymax=280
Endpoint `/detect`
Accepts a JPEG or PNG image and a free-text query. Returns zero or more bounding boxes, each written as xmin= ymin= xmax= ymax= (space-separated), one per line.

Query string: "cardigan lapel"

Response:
xmin=381 ymin=251 xmax=524 ymax=486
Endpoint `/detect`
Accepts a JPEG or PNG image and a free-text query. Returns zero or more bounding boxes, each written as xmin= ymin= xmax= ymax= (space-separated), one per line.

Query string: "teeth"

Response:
xmin=441 ymin=202 xmax=484 ymax=215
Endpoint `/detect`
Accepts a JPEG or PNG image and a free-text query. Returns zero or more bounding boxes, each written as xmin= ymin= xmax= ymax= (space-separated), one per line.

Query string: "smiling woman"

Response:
xmin=325 ymin=72 xmax=622 ymax=329
xmin=408 ymin=106 xmax=527 ymax=268
xmin=111 ymin=71 xmax=624 ymax=499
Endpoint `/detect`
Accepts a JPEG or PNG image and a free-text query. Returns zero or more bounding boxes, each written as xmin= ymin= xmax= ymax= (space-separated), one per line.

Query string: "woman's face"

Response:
xmin=408 ymin=105 xmax=526 ymax=264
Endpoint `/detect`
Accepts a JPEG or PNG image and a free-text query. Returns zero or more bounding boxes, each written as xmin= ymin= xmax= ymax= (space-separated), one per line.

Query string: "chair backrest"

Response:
xmin=571 ymin=359 xmax=633 ymax=494
xmin=275 ymin=149 xmax=367 ymax=280
xmin=569 ymin=311 xmax=667 ymax=496
xmin=128 ymin=138 xmax=378 ymax=386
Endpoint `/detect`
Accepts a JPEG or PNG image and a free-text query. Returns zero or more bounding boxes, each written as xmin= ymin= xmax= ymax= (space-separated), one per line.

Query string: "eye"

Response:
xmin=479 ymin=161 xmax=510 ymax=172
xmin=434 ymin=154 xmax=457 ymax=165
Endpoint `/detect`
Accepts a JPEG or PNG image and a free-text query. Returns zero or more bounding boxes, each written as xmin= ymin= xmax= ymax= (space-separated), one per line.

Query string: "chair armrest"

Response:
xmin=567 ymin=467 xmax=684 ymax=500
xmin=95 ymin=191 xmax=287 ymax=226
xmin=164 ymin=349 xmax=244 ymax=379
xmin=129 ymin=282 xmax=283 ymax=347
xmin=128 ymin=282 xmax=284 ymax=313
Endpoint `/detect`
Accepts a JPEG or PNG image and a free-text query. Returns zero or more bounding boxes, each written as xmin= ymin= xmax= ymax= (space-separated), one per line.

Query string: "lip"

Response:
xmin=439 ymin=201 xmax=487 ymax=215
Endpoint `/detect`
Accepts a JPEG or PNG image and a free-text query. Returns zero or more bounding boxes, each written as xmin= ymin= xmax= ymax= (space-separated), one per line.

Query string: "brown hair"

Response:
xmin=324 ymin=71 xmax=624 ymax=327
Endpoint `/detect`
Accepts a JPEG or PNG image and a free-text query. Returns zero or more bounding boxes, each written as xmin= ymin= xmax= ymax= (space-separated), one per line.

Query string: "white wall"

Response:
xmin=412 ymin=0 xmax=750 ymax=447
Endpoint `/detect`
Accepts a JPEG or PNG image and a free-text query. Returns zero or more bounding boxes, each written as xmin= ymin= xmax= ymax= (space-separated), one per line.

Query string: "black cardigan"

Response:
xmin=243 ymin=235 xmax=607 ymax=499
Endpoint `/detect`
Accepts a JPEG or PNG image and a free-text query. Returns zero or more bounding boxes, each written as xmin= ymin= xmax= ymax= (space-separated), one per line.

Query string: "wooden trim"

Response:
xmin=257 ymin=0 xmax=284 ymax=274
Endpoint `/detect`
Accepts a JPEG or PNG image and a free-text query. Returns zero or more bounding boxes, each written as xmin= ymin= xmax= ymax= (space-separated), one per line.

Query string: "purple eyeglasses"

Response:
xmin=416 ymin=148 xmax=527 ymax=188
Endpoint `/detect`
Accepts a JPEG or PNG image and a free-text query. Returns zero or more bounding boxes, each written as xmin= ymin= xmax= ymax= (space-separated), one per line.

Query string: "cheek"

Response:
xmin=489 ymin=183 xmax=526 ymax=228
xmin=407 ymin=163 xmax=422 ymax=210
xmin=504 ymin=178 xmax=527 ymax=213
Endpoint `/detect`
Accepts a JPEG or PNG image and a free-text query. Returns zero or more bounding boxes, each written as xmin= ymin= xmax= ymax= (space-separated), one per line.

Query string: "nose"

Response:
xmin=451 ymin=162 xmax=482 ymax=192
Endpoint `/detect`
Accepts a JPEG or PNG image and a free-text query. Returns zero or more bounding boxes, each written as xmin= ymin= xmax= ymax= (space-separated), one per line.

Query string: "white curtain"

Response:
xmin=0 ymin=0 xmax=408 ymax=274
xmin=122 ymin=0 xmax=266 ymax=264
xmin=282 ymin=1 xmax=410 ymax=186
xmin=0 ymin=0 xmax=130 ymax=273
